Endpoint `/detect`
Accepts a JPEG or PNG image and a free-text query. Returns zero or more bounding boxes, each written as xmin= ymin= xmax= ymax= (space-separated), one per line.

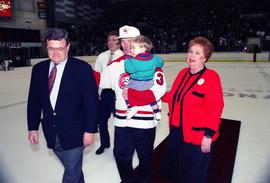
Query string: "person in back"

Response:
xmin=94 ymin=30 xmax=124 ymax=155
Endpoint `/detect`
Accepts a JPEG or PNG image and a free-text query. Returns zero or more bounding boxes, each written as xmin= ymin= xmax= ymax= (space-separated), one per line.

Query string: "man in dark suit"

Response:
xmin=27 ymin=28 xmax=98 ymax=183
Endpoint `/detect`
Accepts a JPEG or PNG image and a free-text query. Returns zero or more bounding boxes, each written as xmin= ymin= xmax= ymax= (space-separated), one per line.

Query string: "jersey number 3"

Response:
xmin=156 ymin=73 xmax=164 ymax=86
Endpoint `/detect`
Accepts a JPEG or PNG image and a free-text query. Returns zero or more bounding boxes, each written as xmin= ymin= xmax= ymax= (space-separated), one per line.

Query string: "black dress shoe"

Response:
xmin=95 ymin=145 xmax=110 ymax=155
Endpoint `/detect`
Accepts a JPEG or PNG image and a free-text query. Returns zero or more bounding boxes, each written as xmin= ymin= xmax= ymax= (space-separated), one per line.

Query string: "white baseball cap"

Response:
xmin=118 ymin=25 xmax=140 ymax=39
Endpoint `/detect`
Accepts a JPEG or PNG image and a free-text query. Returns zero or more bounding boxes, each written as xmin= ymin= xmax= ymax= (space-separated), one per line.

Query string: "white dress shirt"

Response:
xmin=94 ymin=49 xmax=124 ymax=73
xmin=49 ymin=59 xmax=67 ymax=110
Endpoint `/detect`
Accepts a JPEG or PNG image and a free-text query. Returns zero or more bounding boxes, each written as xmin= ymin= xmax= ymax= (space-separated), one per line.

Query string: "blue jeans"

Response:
xmin=126 ymin=79 xmax=154 ymax=91
xmin=53 ymin=136 xmax=84 ymax=183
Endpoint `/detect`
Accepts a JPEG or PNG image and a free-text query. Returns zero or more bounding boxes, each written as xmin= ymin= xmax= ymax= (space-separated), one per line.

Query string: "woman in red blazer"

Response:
xmin=159 ymin=37 xmax=224 ymax=183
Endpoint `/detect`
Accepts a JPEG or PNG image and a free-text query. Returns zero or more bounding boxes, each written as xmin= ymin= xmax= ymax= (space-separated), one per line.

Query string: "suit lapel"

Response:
xmin=54 ymin=58 xmax=72 ymax=112
xmin=45 ymin=61 xmax=51 ymax=98
xmin=40 ymin=60 xmax=54 ymax=111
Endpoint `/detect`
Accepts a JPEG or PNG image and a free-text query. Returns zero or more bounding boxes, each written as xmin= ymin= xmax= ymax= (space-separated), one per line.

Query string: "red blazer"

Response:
xmin=163 ymin=67 xmax=224 ymax=145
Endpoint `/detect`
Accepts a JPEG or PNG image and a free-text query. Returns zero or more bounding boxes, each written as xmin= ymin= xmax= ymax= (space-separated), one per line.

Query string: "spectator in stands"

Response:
xmin=0 ymin=58 xmax=6 ymax=71
xmin=159 ymin=37 xmax=224 ymax=183
xmin=0 ymin=57 xmax=13 ymax=71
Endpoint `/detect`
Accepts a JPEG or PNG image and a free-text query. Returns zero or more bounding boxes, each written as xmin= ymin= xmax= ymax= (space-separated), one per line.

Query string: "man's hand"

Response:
xmin=83 ymin=132 xmax=95 ymax=147
xmin=28 ymin=130 xmax=39 ymax=144
xmin=201 ymin=136 xmax=212 ymax=153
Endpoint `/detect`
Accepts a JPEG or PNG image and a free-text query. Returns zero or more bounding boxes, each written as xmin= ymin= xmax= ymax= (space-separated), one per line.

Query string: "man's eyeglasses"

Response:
xmin=47 ymin=46 xmax=66 ymax=52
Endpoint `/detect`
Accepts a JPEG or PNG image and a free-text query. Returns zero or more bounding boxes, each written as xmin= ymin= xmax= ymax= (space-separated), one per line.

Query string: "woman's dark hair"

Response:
xmin=45 ymin=28 xmax=70 ymax=45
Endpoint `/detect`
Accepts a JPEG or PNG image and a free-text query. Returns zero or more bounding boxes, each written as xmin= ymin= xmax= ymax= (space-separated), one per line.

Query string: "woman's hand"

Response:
xmin=201 ymin=136 xmax=212 ymax=153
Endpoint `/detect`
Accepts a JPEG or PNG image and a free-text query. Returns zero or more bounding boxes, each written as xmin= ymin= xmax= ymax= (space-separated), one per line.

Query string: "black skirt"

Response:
xmin=158 ymin=126 xmax=215 ymax=183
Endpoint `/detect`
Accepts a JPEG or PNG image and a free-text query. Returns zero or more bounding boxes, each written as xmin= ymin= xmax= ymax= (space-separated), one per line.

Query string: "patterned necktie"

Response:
xmin=107 ymin=51 xmax=114 ymax=66
xmin=48 ymin=63 xmax=57 ymax=95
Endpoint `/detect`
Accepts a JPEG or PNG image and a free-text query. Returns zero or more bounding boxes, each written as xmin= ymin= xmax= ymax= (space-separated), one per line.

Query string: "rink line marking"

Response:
xmin=0 ymin=101 xmax=27 ymax=110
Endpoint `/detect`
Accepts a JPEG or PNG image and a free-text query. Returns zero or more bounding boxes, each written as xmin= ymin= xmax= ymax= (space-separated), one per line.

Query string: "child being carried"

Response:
xmin=123 ymin=35 xmax=164 ymax=121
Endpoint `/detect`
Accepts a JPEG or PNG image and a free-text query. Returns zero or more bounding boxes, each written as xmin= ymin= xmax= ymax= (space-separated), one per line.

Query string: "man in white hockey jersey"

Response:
xmin=99 ymin=25 xmax=166 ymax=183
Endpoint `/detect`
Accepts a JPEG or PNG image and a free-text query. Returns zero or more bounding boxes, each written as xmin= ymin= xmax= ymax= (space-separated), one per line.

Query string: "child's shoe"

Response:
xmin=126 ymin=107 xmax=138 ymax=120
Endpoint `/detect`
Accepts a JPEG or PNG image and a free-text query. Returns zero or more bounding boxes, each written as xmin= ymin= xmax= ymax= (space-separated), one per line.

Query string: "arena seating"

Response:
xmin=78 ymin=0 xmax=269 ymax=55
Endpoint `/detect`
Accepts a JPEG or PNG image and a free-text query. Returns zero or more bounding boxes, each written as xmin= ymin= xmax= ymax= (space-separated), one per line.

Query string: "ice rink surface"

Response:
xmin=0 ymin=61 xmax=270 ymax=183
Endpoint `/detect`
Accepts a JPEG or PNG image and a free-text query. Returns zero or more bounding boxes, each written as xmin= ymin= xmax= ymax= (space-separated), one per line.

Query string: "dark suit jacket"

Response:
xmin=27 ymin=57 xmax=99 ymax=150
